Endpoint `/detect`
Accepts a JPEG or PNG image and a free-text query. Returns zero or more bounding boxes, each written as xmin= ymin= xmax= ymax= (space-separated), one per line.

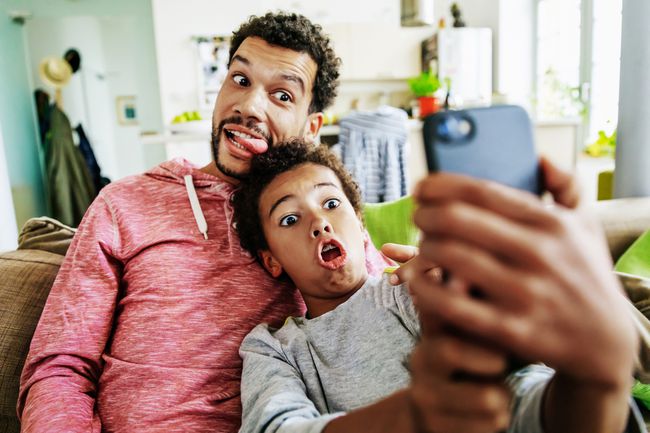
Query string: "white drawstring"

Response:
xmin=184 ymin=175 xmax=208 ymax=240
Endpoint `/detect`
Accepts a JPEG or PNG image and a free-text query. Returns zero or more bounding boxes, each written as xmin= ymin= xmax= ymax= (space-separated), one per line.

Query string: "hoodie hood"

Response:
xmin=145 ymin=158 xmax=233 ymax=193
xmin=145 ymin=158 xmax=237 ymax=240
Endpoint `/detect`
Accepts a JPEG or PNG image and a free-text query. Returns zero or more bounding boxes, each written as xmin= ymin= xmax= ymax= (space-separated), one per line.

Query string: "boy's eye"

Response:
xmin=272 ymin=91 xmax=292 ymax=102
xmin=232 ymin=73 xmax=249 ymax=87
xmin=279 ymin=214 xmax=299 ymax=226
xmin=323 ymin=199 xmax=340 ymax=210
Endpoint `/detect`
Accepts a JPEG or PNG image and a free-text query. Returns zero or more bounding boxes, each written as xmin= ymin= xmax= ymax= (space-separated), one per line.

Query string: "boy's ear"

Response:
xmin=259 ymin=250 xmax=284 ymax=278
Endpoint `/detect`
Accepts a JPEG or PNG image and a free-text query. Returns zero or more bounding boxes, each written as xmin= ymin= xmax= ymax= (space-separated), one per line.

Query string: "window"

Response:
xmin=536 ymin=0 xmax=623 ymax=143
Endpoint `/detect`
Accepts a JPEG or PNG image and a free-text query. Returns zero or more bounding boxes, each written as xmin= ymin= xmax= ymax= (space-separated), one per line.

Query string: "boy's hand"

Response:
xmin=409 ymin=333 xmax=511 ymax=433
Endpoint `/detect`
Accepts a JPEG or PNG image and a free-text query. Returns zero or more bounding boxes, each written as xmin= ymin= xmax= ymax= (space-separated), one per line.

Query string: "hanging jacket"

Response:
xmin=338 ymin=106 xmax=409 ymax=203
xmin=43 ymin=105 xmax=96 ymax=227
xmin=76 ymin=123 xmax=110 ymax=193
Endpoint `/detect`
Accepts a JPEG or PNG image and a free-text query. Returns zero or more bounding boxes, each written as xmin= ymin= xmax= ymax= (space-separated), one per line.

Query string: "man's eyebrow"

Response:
xmin=230 ymin=54 xmax=250 ymax=66
xmin=267 ymin=182 xmax=340 ymax=217
xmin=280 ymin=73 xmax=305 ymax=94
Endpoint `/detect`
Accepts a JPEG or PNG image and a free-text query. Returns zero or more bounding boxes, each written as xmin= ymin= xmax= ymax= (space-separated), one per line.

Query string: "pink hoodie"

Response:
xmin=18 ymin=159 xmax=391 ymax=433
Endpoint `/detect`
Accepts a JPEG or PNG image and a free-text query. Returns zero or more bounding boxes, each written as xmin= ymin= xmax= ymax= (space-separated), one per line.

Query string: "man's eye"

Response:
xmin=279 ymin=214 xmax=298 ymax=226
xmin=232 ymin=74 xmax=249 ymax=87
xmin=272 ymin=91 xmax=292 ymax=102
xmin=324 ymin=199 xmax=340 ymax=210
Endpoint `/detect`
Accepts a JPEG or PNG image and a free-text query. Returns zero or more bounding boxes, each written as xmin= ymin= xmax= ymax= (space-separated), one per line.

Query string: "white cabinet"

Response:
xmin=438 ymin=28 xmax=493 ymax=105
xmin=325 ymin=24 xmax=435 ymax=80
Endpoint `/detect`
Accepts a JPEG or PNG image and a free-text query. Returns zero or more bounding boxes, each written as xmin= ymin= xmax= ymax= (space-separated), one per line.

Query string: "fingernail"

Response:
xmin=389 ymin=274 xmax=399 ymax=285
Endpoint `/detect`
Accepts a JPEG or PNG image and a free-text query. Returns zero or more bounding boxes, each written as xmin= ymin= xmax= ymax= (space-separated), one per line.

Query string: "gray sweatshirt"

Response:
xmin=239 ymin=275 xmax=646 ymax=433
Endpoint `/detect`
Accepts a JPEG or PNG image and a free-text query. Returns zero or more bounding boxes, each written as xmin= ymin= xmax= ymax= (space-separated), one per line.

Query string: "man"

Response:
xmin=17 ymin=12 xmax=389 ymax=433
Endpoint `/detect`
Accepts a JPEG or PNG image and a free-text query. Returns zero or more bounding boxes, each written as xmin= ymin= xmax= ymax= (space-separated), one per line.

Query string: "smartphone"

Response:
xmin=422 ymin=105 xmax=542 ymax=195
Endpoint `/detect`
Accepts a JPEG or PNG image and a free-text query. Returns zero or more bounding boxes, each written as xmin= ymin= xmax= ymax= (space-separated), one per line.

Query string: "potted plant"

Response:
xmin=408 ymin=71 xmax=441 ymax=118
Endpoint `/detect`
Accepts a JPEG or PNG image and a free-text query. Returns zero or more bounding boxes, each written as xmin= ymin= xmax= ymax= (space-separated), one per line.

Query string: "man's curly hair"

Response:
xmin=233 ymin=140 xmax=362 ymax=259
xmin=229 ymin=11 xmax=341 ymax=113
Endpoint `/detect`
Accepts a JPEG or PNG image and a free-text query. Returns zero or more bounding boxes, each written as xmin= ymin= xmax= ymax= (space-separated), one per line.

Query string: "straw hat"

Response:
xmin=39 ymin=57 xmax=73 ymax=89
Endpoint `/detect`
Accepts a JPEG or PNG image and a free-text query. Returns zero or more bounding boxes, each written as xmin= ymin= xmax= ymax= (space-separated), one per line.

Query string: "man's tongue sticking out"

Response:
xmin=228 ymin=128 xmax=269 ymax=154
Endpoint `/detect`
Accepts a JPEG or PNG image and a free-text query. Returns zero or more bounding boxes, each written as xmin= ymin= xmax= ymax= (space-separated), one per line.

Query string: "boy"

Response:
xmin=232 ymin=140 xmax=512 ymax=433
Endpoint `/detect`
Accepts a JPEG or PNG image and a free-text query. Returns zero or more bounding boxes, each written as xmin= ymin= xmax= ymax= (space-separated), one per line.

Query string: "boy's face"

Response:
xmin=258 ymin=163 xmax=368 ymax=314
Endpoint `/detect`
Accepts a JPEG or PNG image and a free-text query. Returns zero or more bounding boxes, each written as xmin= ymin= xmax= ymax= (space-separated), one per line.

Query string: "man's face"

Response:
xmin=210 ymin=37 xmax=322 ymax=181
xmin=258 ymin=163 xmax=368 ymax=314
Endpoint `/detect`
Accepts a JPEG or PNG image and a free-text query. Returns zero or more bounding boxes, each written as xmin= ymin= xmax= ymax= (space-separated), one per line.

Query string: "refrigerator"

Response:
xmin=434 ymin=28 xmax=493 ymax=106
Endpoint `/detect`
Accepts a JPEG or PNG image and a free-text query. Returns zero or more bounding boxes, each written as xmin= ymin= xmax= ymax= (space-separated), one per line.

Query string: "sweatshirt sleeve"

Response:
xmin=506 ymin=364 xmax=647 ymax=433
xmin=18 ymin=194 xmax=122 ymax=433
xmin=239 ymin=325 xmax=342 ymax=433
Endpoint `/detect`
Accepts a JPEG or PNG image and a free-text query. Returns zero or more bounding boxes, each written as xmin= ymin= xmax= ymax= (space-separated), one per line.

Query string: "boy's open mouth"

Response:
xmin=317 ymin=239 xmax=347 ymax=270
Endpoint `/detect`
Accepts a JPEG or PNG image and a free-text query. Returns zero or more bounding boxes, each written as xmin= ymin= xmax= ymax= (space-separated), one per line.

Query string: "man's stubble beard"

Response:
xmin=211 ymin=117 xmax=273 ymax=181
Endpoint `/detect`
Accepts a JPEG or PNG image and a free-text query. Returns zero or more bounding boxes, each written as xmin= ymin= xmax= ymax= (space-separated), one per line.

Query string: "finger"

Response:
xmin=411 ymin=379 xmax=511 ymax=418
xmin=409 ymin=385 xmax=511 ymax=433
xmin=540 ymin=156 xmax=581 ymax=209
xmin=415 ymin=411 xmax=510 ymax=433
xmin=414 ymin=201 xmax=550 ymax=269
xmin=412 ymin=335 xmax=509 ymax=378
xmin=417 ymin=236 xmax=535 ymax=307
xmin=409 ymin=274 xmax=531 ymax=351
xmin=414 ymin=172 xmax=552 ymax=227
xmin=381 ymin=243 xmax=419 ymax=264
xmin=390 ymin=255 xmax=440 ymax=286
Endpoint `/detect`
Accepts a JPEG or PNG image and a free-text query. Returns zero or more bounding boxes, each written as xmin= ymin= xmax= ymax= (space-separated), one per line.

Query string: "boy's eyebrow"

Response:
xmin=268 ymin=182 xmax=340 ymax=217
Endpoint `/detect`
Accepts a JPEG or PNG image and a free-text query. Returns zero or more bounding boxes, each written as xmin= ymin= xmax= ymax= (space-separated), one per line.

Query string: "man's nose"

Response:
xmin=233 ymin=87 xmax=267 ymax=121
xmin=311 ymin=218 xmax=332 ymax=238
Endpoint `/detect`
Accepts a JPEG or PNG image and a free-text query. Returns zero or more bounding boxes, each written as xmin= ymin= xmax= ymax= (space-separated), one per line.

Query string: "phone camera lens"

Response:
xmin=436 ymin=115 xmax=473 ymax=143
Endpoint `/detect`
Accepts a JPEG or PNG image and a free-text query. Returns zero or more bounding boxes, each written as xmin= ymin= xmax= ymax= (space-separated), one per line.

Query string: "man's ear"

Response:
xmin=304 ymin=112 xmax=323 ymax=142
xmin=259 ymin=250 xmax=284 ymax=278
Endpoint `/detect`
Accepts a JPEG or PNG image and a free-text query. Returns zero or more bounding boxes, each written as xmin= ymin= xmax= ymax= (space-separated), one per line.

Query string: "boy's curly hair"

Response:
xmin=233 ymin=140 xmax=362 ymax=259
xmin=229 ymin=11 xmax=341 ymax=113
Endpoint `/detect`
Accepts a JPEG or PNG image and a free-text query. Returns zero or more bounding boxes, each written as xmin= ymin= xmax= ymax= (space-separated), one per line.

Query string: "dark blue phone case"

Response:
xmin=422 ymin=105 xmax=542 ymax=195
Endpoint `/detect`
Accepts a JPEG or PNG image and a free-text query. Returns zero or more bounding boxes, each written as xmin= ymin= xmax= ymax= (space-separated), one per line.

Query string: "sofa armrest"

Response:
xmin=588 ymin=197 xmax=650 ymax=261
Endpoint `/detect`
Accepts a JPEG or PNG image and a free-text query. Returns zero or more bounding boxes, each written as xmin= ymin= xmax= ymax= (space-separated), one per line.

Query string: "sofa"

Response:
xmin=2 ymin=198 xmax=650 ymax=432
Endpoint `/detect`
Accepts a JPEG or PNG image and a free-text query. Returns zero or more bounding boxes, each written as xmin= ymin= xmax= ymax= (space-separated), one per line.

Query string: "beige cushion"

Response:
xmin=0 ymin=217 xmax=74 ymax=432
xmin=0 ymin=250 xmax=63 ymax=431
xmin=589 ymin=197 xmax=650 ymax=262
xmin=18 ymin=216 xmax=75 ymax=256
xmin=618 ymin=272 xmax=650 ymax=384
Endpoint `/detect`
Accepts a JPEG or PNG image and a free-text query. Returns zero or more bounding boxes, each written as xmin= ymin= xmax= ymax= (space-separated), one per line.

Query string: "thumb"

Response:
xmin=540 ymin=156 xmax=581 ymax=209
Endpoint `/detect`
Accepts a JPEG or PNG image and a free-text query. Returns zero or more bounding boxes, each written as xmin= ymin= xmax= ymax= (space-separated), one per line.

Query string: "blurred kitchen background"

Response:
xmin=0 ymin=0 xmax=623 ymax=237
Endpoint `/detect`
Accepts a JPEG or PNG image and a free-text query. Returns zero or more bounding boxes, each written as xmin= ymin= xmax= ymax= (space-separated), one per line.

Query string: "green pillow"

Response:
xmin=363 ymin=196 xmax=419 ymax=250
xmin=616 ymin=230 xmax=650 ymax=279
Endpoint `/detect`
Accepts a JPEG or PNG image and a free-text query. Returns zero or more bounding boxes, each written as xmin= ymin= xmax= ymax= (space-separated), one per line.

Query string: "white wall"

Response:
xmin=152 ymin=0 xmax=406 ymax=123
xmin=0 ymin=120 xmax=19 ymax=251
xmin=27 ymin=16 xmax=118 ymax=179
xmin=152 ymin=0 xmax=535 ymax=126
xmin=26 ymin=15 xmax=166 ymax=180
xmin=434 ymin=0 xmax=535 ymax=107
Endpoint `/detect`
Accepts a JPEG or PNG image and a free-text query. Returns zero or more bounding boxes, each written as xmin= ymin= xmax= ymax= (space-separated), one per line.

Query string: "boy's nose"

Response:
xmin=311 ymin=219 xmax=332 ymax=238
